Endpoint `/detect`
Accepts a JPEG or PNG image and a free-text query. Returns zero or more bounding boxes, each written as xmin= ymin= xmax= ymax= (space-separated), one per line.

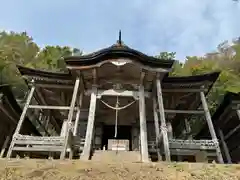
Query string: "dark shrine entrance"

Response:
xmin=101 ymin=125 xmax=132 ymax=150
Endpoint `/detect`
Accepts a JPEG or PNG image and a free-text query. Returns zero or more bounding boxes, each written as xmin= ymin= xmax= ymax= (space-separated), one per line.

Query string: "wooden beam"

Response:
xmin=6 ymin=85 xmax=35 ymax=158
xmin=36 ymin=84 xmax=73 ymax=89
xmin=73 ymin=92 xmax=83 ymax=136
xmin=168 ymin=149 xmax=216 ymax=156
xmin=216 ymin=106 xmax=233 ymax=129
xmin=139 ymin=84 xmax=149 ymax=162
xmin=162 ymin=88 xmax=208 ymax=93
xmin=231 ymin=100 xmax=240 ymax=105
xmin=164 ymin=109 xmax=205 ymax=114
xmin=0 ymin=128 xmax=13 ymax=158
xmin=67 ymin=60 xmax=169 ymax=73
xmin=153 ymin=96 xmax=162 ymax=161
xmin=60 ymin=77 xmax=80 ymax=160
xmin=200 ymin=90 xmax=224 ymax=163
xmin=81 ymin=86 xmax=97 ymax=160
xmin=224 ymin=124 xmax=240 ymax=141
xmin=35 ymin=88 xmax=61 ymax=133
xmin=4 ymin=96 xmax=23 ymax=121
xmin=28 ymin=111 xmax=49 ymax=136
xmin=0 ymin=135 xmax=10 ymax=158
xmin=156 ymin=78 xmax=171 ymax=162
xmin=0 ymin=105 xmax=17 ymax=124
xmin=48 ymin=96 xmax=66 ymax=105
xmin=70 ymin=90 xmax=84 ymax=159
xmin=28 ymin=105 xmax=79 ymax=110
xmin=218 ymin=128 xmax=232 ymax=164
xmin=224 ymin=109 xmax=240 ymax=141
xmin=85 ymin=89 xmax=150 ymax=98
xmin=12 ymin=146 xmax=63 ymax=152
xmin=168 ymin=141 xmax=217 ymax=150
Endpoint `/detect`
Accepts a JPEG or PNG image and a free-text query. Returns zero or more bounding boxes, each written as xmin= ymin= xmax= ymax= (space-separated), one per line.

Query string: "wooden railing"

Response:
xmin=148 ymin=139 xmax=218 ymax=155
xmin=11 ymin=133 xmax=86 ymax=153
xmin=72 ymin=136 xmax=85 ymax=150
xmin=12 ymin=134 xmax=65 ymax=152
xmin=168 ymin=139 xmax=218 ymax=150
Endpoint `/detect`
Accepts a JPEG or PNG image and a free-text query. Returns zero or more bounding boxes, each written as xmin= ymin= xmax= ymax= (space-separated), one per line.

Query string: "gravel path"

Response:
xmin=0 ymin=159 xmax=240 ymax=180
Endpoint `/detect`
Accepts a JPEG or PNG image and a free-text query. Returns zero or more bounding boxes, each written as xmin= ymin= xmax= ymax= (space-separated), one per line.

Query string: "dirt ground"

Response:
xmin=0 ymin=159 xmax=240 ymax=180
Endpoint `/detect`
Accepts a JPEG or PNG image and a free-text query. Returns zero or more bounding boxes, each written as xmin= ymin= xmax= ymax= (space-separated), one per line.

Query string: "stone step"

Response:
xmin=91 ymin=150 xmax=141 ymax=163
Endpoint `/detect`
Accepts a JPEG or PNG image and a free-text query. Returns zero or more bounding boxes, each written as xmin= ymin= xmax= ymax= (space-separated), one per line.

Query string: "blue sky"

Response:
xmin=0 ymin=0 xmax=240 ymax=61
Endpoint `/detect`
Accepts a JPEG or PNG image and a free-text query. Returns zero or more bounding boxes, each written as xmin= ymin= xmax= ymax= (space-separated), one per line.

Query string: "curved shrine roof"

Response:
xmin=0 ymin=85 xmax=40 ymax=135
xmin=195 ymin=92 xmax=240 ymax=163
xmin=162 ymin=71 xmax=220 ymax=85
xmin=17 ymin=66 xmax=75 ymax=132
xmin=161 ymin=72 xmax=220 ymax=135
xmin=17 ymin=65 xmax=73 ymax=82
xmin=16 ymin=65 xmax=220 ymax=92
xmin=196 ymin=92 xmax=240 ymax=139
xmin=64 ymin=43 xmax=175 ymax=70
xmin=212 ymin=92 xmax=240 ymax=121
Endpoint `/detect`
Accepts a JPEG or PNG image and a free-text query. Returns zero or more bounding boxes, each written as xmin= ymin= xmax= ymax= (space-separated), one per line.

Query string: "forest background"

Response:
xmin=1 ymin=31 xmax=240 ymax=133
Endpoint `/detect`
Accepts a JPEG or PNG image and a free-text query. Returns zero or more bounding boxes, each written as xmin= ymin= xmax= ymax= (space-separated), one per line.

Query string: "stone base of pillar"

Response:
xmin=195 ymin=151 xmax=208 ymax=162
xmin=80 ymin=154 xmax=90 ymax=161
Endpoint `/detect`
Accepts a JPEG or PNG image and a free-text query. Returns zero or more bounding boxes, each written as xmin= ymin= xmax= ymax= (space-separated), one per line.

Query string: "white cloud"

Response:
xmin=127 ymin=0 xmax=240 ymax=60
xmin=0 ymin=0 xmax=239 ymax=61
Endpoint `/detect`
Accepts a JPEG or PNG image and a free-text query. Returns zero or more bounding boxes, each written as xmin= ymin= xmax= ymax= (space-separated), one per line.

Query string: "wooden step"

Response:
xmin=91 ymin=150 xmax=141 ymax=162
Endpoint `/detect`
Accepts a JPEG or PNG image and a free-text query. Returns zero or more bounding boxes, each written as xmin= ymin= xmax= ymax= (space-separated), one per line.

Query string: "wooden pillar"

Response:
xmin=39 ymin=112 xmax=48 ymax=136
xmin=200 ymin=90 xmax=223 ymax=163
xmin=156 ymin=78 xmax=171 ymax=162
xmin=225 ymin=110 xmax=240 ymax=140
xmin=153 ymin=97 xmax=162 ymax=161
xmin=131 ymin=125 xmax=140 ymax=151
xmin=45 ymin=115 xmax=50 ymax=134
xmin=184 ymin=118 xmax=192 ymax=140
xmin=0 ymin=126 xmax=4 ymax=148
xmin=73 ymin=92 xmax=83 ymax=136
xmin=218 ymin=128 xmax=232 ymax=164
xmin=60 ymin=78 xmax=80 ymax=160
xmin=81 ymin=86 xmax=97 ymax=160
xmin=0 ymin=134 xmax=11 ymax=158
xmin=166 ymin=122 xmax=173 ymax=139
xmin=139 ymin=85 xmax=149 ymax=162
xmin=195 ymin=151 xmax=208 ymax=162
xmin=60 ymin=120 xmax=68 ymax=137
xmin=6 ymin=85 xmax=35 ymax=158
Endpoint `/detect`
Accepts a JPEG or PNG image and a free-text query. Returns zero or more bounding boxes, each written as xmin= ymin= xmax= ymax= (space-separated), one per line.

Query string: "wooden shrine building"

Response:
xmin=5 ymin=38 xmax=224 ymax=163
xmin=196 ymin=92 xmax=240 ymax=164
xmin=0 ymin=85 xmax=40 ymax=158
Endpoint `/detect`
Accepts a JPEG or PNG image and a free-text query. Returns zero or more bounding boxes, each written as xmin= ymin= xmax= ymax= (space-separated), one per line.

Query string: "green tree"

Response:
xmin=0 ymin=31 xmax=82 ymax=98
xmin=156 ymin=52 xmax=176 ymax=60
xmin=35 ymin=45 xmax=73 ymax=72
xmin=0 ymin=31 xmax=40 ymax=97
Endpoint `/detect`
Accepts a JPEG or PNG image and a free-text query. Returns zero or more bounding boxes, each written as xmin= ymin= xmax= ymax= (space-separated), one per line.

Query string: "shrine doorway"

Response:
xmin=101 ymin=125 xmax=132 ymax=151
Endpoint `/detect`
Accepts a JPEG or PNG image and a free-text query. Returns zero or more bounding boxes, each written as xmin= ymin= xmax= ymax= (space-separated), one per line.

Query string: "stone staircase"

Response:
xmin=91 ymin=150 xmax=141 ymax=163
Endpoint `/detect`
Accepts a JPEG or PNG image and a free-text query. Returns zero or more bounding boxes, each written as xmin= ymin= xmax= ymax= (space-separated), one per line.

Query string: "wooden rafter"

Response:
xmin=35 ymin=88 xmax=61 ymax=133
